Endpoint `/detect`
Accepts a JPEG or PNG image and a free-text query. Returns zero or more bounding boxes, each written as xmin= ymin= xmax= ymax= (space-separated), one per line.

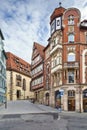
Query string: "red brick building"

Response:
xmin=30 ymin=42 xmax=45 ymax=103
xmin=30 ymin=4 xmax=87 ymax=112
xmin=48 ymin=5 xmax=87 ymax=112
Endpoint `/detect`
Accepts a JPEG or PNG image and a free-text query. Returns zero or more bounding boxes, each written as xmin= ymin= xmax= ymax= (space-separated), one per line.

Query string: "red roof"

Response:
xmin=6 ymin=52 xmax=31 ymax=77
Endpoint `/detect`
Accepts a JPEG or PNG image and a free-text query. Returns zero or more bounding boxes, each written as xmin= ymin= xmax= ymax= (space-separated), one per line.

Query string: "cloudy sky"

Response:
xmin=0 ymin=0 xmax=87 ymax=63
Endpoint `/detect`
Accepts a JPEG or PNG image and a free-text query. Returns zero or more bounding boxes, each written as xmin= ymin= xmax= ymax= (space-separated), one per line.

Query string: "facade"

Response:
xmin=48 ymin=5 xmax=87 ymax=112
xmin=0 ymin=29 xmax=7 ymax=104
xmin=49 ymin=6 xmax=65 ymax=108
xmin=30 ymin=42 xmax=45 ymax=103
xmin=6 ymin=52 xmax=34 ymax=101
xmin=43 ymin=41 xmax=51 ymax=105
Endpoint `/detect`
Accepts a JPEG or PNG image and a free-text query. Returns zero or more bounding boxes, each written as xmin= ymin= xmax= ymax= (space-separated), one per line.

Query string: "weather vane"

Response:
xmin=59 ymin=2 xmax=62 ymax=7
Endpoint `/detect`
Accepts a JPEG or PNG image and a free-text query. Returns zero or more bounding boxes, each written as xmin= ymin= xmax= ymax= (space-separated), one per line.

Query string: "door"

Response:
xmin=83 ymin=89 xmax=87 ymax=112
xmin=68 ymin=98 xmax=75 ymax=111
xmin=68 ymin=90 xmax=75 ymax=111
xmin=17 ymin=90 xmax=21 ymax=99
xmin=83 ymin=98 xmax=87 ymax=112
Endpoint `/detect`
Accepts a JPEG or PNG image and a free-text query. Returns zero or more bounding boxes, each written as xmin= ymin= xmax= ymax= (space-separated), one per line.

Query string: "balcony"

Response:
xmin=50 ymin=44 xmax=62 ymax=55
xmin=51 ymin=64 xmax=62 ymax=74
xmin=63 ymin=62 xmax=79 ymax=68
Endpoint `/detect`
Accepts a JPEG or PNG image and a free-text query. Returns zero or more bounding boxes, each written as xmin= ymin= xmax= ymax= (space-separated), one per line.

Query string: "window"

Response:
xmin=68 ymin=53 xmax=75 ymax=62
xmin=68 ymin=90 xmax=75 ymax=97
xmin=68 ymin=15 xmax=74 ymax=25
xmin=68 ymin=34 xmax=74 ymax=43
xmin=68 ymin=70 xmax=74 ymax=83
xmin=23 ymin=79 xmax=26 ymax=90
xmin=16 ymin=75 xmax=22 ymax=87
xmin=51 ymin=20 xmax=55 ymax=34
xmin=86 ymin=34 xmax=87 ymax=44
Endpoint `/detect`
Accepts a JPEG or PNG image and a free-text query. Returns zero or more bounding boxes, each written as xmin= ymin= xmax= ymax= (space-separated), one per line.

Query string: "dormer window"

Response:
xmin=68 ymin=15 xmax=74 ymax=25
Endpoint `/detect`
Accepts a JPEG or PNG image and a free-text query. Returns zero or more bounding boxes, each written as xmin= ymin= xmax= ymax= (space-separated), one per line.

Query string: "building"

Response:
xmin=43 ymin=41 xmax=51 ymax=105
xmin=30 ymin=42 xmax=45 ymax=103
xmin=0 ymin=29 xmax=7 ymax=104
xmin=49 ymin=5 xmax=65 ymax=108
xmin=6 ymin=52 xmax=34 ymax=101
xmin=48 ymin=4 xmax=87 ymax=112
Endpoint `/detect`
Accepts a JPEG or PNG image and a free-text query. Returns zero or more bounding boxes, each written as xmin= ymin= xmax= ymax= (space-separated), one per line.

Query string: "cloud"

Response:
xmin=0 ymin=0 xmax=87 ymax=63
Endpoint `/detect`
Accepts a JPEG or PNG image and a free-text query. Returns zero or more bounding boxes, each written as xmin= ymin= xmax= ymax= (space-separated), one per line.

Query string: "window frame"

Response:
xmin=68 ymin=33 xmax=74 ymax=43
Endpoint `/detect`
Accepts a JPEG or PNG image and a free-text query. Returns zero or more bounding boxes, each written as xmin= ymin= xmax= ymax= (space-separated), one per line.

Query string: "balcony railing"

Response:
xmin=64 ymin=62 xmax=79 ymax=68
xmin=50 ymin=44 xmax=62 ymax=55
xmin=51 ymin=64 xmax=62 ymax=73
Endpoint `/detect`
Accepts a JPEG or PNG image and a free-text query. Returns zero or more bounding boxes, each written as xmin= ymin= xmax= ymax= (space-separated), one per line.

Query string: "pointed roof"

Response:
xmin=33 ymin=42 xmax=45 ymax=58
xmin=50 ymin=6 xmax=66 ymax=23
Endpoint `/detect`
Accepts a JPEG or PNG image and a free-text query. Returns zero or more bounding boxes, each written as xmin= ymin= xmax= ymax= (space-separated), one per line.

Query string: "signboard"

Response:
xmin=59 ymin=89 xmax=64 ymax=96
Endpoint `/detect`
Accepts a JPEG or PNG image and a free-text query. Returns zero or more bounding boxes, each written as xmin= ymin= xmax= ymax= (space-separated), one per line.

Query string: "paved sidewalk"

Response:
xmin=0 ymin=100 xmax=58 ymax=115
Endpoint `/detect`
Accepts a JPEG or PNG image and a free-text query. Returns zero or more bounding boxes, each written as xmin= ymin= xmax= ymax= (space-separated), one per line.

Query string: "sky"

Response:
xmin=0 ymin=0 xmax=87 ymax=63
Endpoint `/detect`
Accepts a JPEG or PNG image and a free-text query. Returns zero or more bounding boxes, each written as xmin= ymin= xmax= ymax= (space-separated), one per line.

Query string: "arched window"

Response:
xmin=68 ymin=15 xmax=74 ymax=25
xmin=68 ymin=53 xmax=75 ymax=62
xmin=23 ymin=79 xmax=26 ymax=91
xmin=68 ymin=34 xmax=74 ymax=43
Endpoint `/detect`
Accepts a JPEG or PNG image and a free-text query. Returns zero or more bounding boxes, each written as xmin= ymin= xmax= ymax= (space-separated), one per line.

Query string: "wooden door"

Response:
xmin=83 ymin=98 xmax=87 ymax=112
xmin=68 ymin=98 xmax=75 ymax=111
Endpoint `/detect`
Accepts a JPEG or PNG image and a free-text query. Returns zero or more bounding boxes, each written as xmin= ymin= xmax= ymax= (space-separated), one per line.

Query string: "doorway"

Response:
xmin=55 ymin=90 xmax=61 ymax=108
xmin=17 ymin=90 xmax=21 ymax=99
xmin=68 ymin=90 xmax=75 ymax=111
xmin=45 ymin=93 xmax=49 ymax=106
xmin=83 ymin=89 xmax=87 ymax=112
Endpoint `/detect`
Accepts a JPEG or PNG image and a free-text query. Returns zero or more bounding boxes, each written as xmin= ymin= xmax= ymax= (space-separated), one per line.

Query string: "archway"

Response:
xmin=68 ymin=90 xmax=75 ymax=111
xmin=83 ymin=89 xmax=87 ymax=112
xmin=45 ymin=93 xmax=49 ymax=106
xmin=55 ymin=90 xmax=61 ymax=108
